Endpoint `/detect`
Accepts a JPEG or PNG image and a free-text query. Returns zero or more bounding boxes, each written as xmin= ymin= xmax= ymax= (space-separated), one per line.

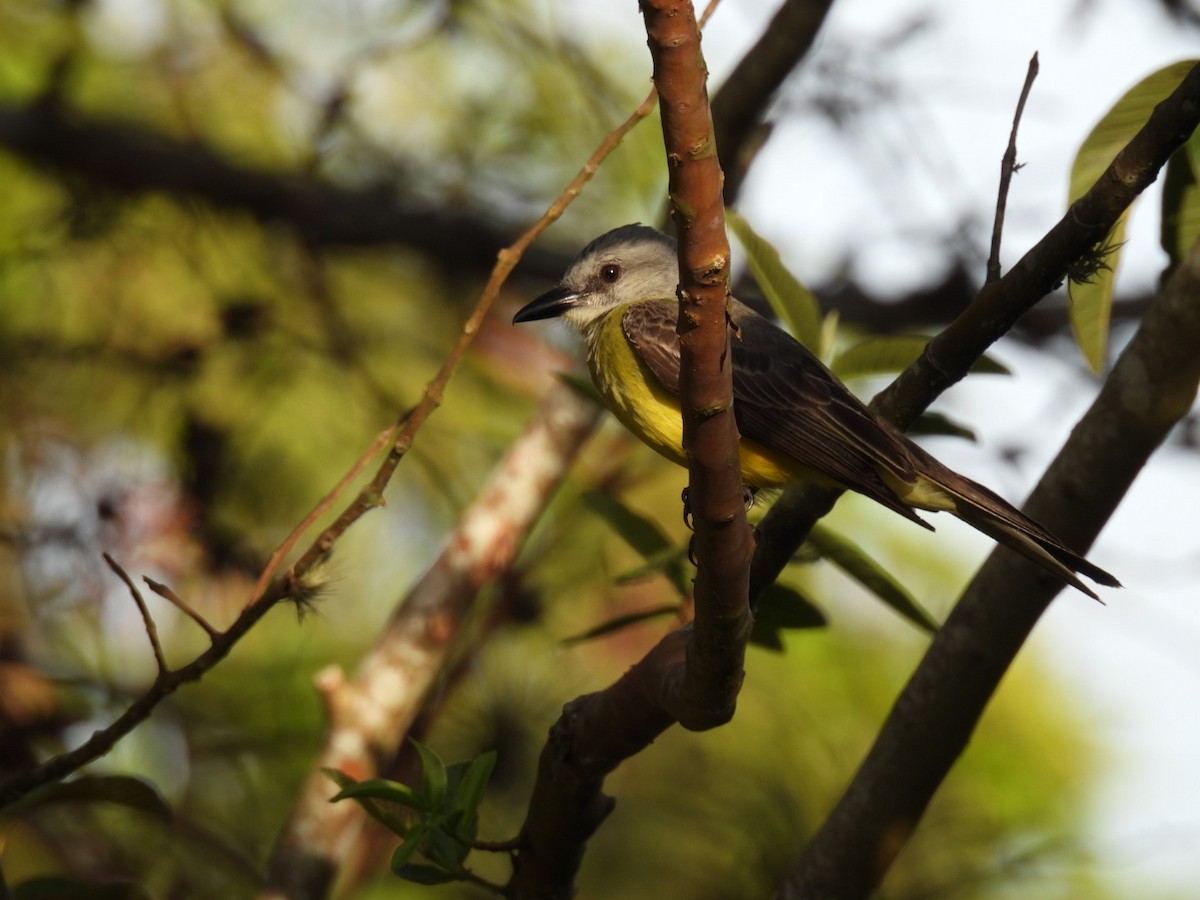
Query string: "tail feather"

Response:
xmin=933 ymin=475 xmax=1121 ymax=600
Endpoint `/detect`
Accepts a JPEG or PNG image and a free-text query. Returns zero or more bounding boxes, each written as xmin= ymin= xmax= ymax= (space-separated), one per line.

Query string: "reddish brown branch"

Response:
xmin=507 ymin=3 xmax=752 ymax=897
xmin=645 ymin=0 xmax=754 ymax=727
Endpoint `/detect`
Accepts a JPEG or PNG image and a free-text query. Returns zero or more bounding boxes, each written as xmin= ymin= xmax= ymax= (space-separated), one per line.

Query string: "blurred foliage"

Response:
xmin=0 ymin=1 xmax=1132 ymax=899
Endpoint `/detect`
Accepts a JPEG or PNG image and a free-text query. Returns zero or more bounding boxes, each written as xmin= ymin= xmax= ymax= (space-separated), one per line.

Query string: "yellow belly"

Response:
xmin=586 ymin=307 xmax=818 ymax=489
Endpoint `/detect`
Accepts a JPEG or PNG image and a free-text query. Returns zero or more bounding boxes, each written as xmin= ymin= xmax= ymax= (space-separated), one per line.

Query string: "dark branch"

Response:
xmin=756 ymin=60 xmax=1200 ymax=898
xmin=783 ymin=203 xmax=1200 ymax=900
xmin=711 ymin=0 xmax=836 ymax=200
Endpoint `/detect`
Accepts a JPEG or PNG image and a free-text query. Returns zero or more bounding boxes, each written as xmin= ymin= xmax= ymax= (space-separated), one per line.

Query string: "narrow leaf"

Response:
xmin=908 ymin=411 xmax=977 ymax=442
xmin=328 ymin=775 xmax=427 ymax=813
xmin=727 ymin=210 xmax=823 ymax=350
xmin=613 ymin=541 xmax=691 ymax=597
xmin=831 ymin=335 xmax=1009 ymax=381
xmin=582 ymin=491 xmax=674 ymax=560
xmin=818 ymin=310 xmax=841 ymax=361
xmin=751 ymin=583 xmax=826 ymax=651
xmin=390 ymin=825 xmax=429 ymax=873
xmin=424 ymin=822 xmax=472 ymax=869
xmin=562 ymin=604 xmax=681 ymax=645
xmin=1161 ymin=136 xmax=1200 ymax=272
xmin=1067 ymin=60 xmax=1199 ymax=371
xmin=806 ymin=524 xmax=939 ymax=632
xmin=411 ymin=739 xmax=448 ymax=809
xmin=14 ymin=775 xmax=170 ymax=819
xmin=451 ymin=751 xmax=497 ymax=822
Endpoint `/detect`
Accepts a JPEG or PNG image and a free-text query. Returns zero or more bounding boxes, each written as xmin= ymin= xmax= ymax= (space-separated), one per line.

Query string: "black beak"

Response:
xmin=513 ymin=286 xmax=580 ymax=324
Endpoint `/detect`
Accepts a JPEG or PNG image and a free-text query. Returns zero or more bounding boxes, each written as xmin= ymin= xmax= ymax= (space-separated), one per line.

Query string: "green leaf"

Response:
xmin=328 ymin=775 xmax=427 ymax=813
xmin=562 ymin=604 xmax=682 ymax=645
xmin=411 ymin=739 xmax=448 ymax=809
xmin=423 ymin=821 xmax=471 ymax=869
xmin=818 ymin=310 xmax=841 ymax=361
xmin=1067 ymin=59 xmax=1199 ymax=372
xmin=727 ymin=210 xmax=823 ymax=351
xmin=390 ymin=824 xmax=430 ymax=873
xmin=394 ymin=863 xmax=460 ymax=885
xmin=450 ymin=751 xmax=496 ymax=824
xmin=830 ymin=335 xmax=1009 ymax=381
xmin=582 ymin=491 xmax=674 ymax=559
xmin=750 ymin=582 xmax=826 ymax=651
xmin=1161 ymin=135 xmax=1200 ymax=271
xmin=14 ymin=775 xmax=171 ymax=819
xmin=907 ymin=411 xmax=977 ymax=442
xmin=806 ymin=523 xmax=939 ymax=633
xmin=613 ymin=542 xmax=692 ymax=597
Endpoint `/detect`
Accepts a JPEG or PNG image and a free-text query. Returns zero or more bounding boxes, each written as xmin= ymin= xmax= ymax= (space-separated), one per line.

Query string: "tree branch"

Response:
xmin=507 ymin=2 xmax=753 ymax=895
xmin=711 ymin=0 xmax=836 ymax=200
xmin=987 ymin=52 xmax=1039 ymax=284
xmin=756 ymin=61 xmax=1200 ymax=899
xmin=648 ymin=0 xmax=753 ymax=730
xmin=751 ymin=60 xmax=1200 ymax=595
xmin=782 ymin=216 xmax=1200 ymax=900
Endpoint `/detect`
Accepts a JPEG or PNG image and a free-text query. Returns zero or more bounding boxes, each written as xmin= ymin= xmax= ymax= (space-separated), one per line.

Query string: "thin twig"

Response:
xmin=282 ymin=88 xmax=661 ymax=590
xmin=143 ymin=576 xmax=219 ymax=638
xmin=103 ymin=553 xmax=168 ymax=676
xmin=987 ymin=52 xmax=1039 ymax=284
xmin=246 ymin=420 xmax=400 ymax=608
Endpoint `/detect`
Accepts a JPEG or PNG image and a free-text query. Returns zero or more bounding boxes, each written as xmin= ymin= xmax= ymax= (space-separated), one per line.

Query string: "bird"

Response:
xmin=513 ymin=224 xmax=1119 ymax=599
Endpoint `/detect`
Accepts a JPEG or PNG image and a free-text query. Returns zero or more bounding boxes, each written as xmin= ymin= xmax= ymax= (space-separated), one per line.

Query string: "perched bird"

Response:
xmin=514 ymin=224 xmax=1119 ymax=598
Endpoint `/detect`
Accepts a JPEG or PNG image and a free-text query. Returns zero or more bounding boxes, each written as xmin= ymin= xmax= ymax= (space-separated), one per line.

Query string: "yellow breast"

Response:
xmin=584 ymin=303 xmax=807 ymax=489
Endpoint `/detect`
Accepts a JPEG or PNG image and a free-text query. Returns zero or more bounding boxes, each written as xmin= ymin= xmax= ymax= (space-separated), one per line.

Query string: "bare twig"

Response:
xmin=987 ymin=53 xmax=1039 ymax=284
xmin=103 ymin=553 xmax=168 ymax=675
xmin=246 ymin=421 xmax=399 ymax=608
xmin=259 ymin=50 xmax=663 ymax=897
xmin=647 ymin=0 xmax=753 ymax=728
xmin=143 ymin=577 xmax=220 ymax=639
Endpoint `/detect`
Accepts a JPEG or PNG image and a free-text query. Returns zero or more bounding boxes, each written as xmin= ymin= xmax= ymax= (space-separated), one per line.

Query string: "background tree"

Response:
xmin=0 ymin=1 xmax=1197 ymax=899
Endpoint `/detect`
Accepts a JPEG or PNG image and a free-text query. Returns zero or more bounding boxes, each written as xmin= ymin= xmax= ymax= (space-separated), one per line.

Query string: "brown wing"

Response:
xmin=622 ymin=299 xmax=931 ymax=527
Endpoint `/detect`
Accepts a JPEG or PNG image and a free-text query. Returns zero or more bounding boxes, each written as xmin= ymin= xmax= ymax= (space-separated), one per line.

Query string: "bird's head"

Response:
xmin=513 ymin=225 xmax=679 ymax=332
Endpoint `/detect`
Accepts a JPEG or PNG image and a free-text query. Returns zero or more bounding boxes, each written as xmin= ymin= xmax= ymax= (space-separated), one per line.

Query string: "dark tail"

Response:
xmin=935 ymin=474 xmax=1121 ymax=600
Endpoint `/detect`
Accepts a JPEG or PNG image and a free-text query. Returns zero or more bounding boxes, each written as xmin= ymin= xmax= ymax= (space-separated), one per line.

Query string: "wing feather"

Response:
xmin=623 ymin=299 xmax=928 ymax=524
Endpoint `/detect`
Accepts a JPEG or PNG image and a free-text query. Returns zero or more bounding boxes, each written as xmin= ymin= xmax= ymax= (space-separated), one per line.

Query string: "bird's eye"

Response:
xmin=599 ymin=263 xmax=621 ymax=283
